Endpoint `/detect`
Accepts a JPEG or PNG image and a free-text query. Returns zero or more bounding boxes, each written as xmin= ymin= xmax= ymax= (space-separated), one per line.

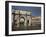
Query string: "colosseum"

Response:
xmin=12 ymin=10 xmax=41 ymax=31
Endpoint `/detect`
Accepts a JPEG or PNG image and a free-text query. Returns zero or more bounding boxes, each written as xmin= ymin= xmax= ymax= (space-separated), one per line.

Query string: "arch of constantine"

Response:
xmin=12 ymin=10 xmax=41 ymax=31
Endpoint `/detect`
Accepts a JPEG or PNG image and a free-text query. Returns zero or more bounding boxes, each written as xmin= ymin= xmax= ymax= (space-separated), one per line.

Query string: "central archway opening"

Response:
xmin=19 ymin=17 xmax=25 ymax=29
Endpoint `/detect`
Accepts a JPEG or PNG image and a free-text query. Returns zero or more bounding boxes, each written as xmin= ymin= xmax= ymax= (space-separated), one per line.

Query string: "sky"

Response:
xmin=12 ymin=6 xmax=41 ymax=16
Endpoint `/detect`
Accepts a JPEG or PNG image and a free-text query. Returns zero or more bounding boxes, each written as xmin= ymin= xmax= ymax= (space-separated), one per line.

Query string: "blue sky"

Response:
xmin=12 ymin=6 xmax=41 ymax=16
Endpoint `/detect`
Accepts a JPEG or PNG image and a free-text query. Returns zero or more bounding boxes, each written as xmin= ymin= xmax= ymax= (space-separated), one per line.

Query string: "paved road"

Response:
xmin=12 ymin=24 xmax=41 ymax=31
